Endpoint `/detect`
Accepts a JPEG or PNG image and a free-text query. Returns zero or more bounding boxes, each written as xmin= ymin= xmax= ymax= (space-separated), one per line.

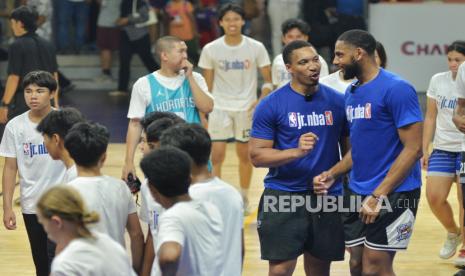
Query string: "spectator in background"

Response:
xmin=55 ymin=0 xmax=90 ymax=54
xmin=95 ymin=0 xmax=122 ymax=83
xmin=111 ymin=0 xmax=160 ymax=96
xmin=272 ymin=18 xmax=329 ymax=89
xmin=267 ymin=0 xmax=301 ymax=57
xmin=375 ymin=40 xmax=387 ymax=69
xmin=195 ymin=0 xmax=218 ymax=47
xmin=25 ymin=0 xmax=75 ymax=93
xmin=165 ymin=0 xmax=199 ymax=65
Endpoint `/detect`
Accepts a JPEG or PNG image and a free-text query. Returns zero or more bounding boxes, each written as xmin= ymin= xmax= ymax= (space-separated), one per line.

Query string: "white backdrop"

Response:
xmin=369 ymin=3 xmax=465 ymax=92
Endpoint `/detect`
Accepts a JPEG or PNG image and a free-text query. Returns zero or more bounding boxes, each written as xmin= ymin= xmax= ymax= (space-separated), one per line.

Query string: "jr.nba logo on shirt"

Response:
xmin=23 ymin=142 xmax=49 ymax=158
xmin=288 ymin=111 xmax=334 ymax=129
xmin=218 ymin=59 xmax=251 ymax=71
xmin=346 ymin=103 xmax=372 ymax=122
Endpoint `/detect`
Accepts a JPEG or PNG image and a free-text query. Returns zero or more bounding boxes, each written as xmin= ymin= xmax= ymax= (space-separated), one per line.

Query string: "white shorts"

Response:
xmin=208 ymin=108 xmax=251 ymax=142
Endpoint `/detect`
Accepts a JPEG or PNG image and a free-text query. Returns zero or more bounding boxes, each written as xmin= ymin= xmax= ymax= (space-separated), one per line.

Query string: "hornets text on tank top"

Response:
xmin=145 ymin=73 xmax=201 ymax=124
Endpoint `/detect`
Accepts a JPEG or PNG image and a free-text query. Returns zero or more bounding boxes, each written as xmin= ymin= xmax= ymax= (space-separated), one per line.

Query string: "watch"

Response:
xmin=0 ymin=101 xmax=10 ymax=108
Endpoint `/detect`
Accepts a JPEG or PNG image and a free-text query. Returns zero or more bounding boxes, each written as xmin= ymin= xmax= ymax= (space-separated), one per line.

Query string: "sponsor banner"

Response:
xmin=368 ymin=3 xmax=465 ymax=92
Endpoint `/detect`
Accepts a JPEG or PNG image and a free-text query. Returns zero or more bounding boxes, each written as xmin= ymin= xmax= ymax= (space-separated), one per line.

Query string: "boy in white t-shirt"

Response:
xmin=122 ymin=36 xmax=213 ymax=183
xmin=160 ymin=123 xmax=244 ymax=276
xmin=36 ymin=107 xmax=85 ymax=183
xmin=272 ymin=18 xmax=329 ymax=89
xmin=0 ymin=71 xmax=66 ymax=276
xmin=198 ymin=3 xmax=272 ymax=208
xmin=64 ymin=122 xmax=144 ymax=274
xmin=140 ymin=147 xmax=224 ymax=276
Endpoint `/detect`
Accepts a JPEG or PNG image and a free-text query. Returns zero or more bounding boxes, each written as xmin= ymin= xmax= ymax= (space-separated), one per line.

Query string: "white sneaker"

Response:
xmin=109 ymin=90 xmax=127 ymax=97
xmin=440 ymin=232 xmax=461 ymax=259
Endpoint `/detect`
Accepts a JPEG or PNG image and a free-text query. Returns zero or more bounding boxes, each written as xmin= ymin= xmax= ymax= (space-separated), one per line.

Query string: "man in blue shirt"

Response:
xmin=314 ymin=30 xmax=423 ymax=276
xmin=250 ymin=40 xmax=348 ymax=276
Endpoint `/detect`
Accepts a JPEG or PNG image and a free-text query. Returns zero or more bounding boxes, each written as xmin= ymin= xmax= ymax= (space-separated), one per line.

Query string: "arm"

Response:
xmin=126 ymin=213 xmax=145 ymax=274
xmin=158 ymin=242 xmax=182 ymax=276
xmin=422 ymin=97 xmax=437 ymax=169
xmin=360 ymin=122 xmax=423 ymax=224
xmin=53 ymin=72 xmax=59 ymax=108
xmin=259 ymin=65 xmax=273 ymax=100
xmin=2 ymin=157 xmax=18 ymax=230
xmin=183 ymin=61 xmax=214 ymax=113
xmin=140 ymin=230 xmax=155 ymax=276
xmin=0 ymin=75 xmax=20 ymax=123
xmin=202 ymin=69 xmax=214 ymax=93
xmin=123 ymin=119 xmax=142 ymax=180
xmin=453 ymin=98 xmax=465 ymax=133
xmin=249 ymin=133 xmax=318 ymax=168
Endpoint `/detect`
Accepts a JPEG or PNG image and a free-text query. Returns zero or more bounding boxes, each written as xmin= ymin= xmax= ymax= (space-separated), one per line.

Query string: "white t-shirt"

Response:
xmin=63 ymin=165 xmax=78 ymax=184
xmin=67 ymin=176 xmax=137 ymax=246
xmin=127 ymin=71 xmax=210 ymax=119
xmin=51 ymin=232 xmax=136 ymax=276
xmin=427 ymin=71 xmax=462 ymax=152
xmin=319 ymin=70 xmax=352 ymax=94
xmin=272 ymin=53 xmax=329 ymax=88
xmin=198 ymin=35 xmax=271 ymax=111
xmin=152 ymin=200 xmax=224 ymax=276
xmin=454 ymin=63 xmax=465 ymax=151
xmin=0 ymin=111 xmax=66 ymax=214
xmin=139 ymin=180 xmax=165 ymax=276
xmin=188 ymin=177 xmax=243 ymax=276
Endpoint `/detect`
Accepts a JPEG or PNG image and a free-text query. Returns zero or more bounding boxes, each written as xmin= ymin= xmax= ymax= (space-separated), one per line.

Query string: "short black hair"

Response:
xmin=140 ymin=111 xmax=185 ymax=131
xmin=22 ymin=71 xmax=57 ymax=92
xmin=160 ymin=124 xmax=211 ymax=166
xmin=37 ymin=108 xmax=85 ymax=139
xmin=282 ymin=40 xmax=313 ymax=65
xmin=146 ymin=118 xmax=180 ymax=143
xmin=337 ymin=29 xmax=377 ymax=56
xmin=448 ymin=40 xmax=465 ymax=56
xmin=140 ymin=147 xmax=192 ymax=197
xmin=10 ymin=5 xmax=38 ymax=33
xmin=375 ymin=41 xmax=387 ymax=68
xmin=218 ymin=3 xmax=244 ymax=21
xmin=64 ymin=122 xmax=110 ymax=168
xmin=281 ymin=18 xmax=310 ymax=37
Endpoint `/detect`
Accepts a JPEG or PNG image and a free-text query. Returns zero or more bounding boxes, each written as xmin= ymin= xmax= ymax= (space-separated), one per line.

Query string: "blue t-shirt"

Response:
xmin=345 ymin=69 xmax=423 ymax=195
xmin=251 ymin=83 xmax=348 ymax=194
xmin=145 ymin=73 xmax=201 ymax=124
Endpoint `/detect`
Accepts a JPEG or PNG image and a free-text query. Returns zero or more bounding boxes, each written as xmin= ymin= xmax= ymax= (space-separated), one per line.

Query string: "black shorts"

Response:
xmin=343 ymin=187 xmax=420 ymax=251
xmin=257 ymin=188 xmax=345 ymax=261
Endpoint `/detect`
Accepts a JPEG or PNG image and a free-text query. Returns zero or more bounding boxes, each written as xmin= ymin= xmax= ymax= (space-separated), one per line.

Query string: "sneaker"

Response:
xmin=455 ymin=249 xmax=465 ymax=267
xmin=109 ymin=90 xmax=128 ymax=97
xmin=94 ymin=74 xmax=114 ymax=83
xmin=440 ymin=232 xmax=461 ymax=259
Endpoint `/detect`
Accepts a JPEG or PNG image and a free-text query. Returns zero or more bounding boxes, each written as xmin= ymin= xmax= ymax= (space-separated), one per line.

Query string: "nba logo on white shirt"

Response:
xmin=23 ymin=143 xmax=29 ymax=155
xmin=364 ymin=103 xmax=372 ymax=119
xmin=288 ymin=112 xmax=298 ymax=127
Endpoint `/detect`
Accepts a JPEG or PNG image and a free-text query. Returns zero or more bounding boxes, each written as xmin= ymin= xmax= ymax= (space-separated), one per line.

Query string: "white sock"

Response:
xmin=240 ymin=188 xmax=249 ymax=199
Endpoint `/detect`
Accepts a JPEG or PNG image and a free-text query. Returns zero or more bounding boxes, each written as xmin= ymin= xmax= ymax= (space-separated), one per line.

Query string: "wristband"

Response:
xmin=261 ymin=82 xmax=274 ymax=91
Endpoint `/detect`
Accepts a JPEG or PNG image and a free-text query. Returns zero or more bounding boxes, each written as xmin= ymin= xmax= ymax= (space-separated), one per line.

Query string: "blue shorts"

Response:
xmin=427 ymin=149 xmax=461 ymax=177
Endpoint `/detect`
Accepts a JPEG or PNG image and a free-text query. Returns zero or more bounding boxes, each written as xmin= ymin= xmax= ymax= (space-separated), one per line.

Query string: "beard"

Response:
xmin=342 ymin=58 xmax=360 ymax=80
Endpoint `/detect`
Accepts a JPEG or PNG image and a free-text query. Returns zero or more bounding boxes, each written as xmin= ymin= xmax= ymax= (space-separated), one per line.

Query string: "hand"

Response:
xmin=421 ymin=152 xmax=429 ymax=171
xmin=359 ymin=196 xmax=382 ymax=224
xmin=3 ymin=209 xmax=16 ymax=230
xmin=453 ymin=115 xmax=465 ymax=134
xmin=122 ymin=162 xmax=137 ymax=182
xmin=116 ymin=17 xmax=129 ymax=26
xmin=313 ymin=171 xmax=335 ymax=195
xmin=0 ymin=107 xmax=8 ymax=124
xmin=180 ymin=59 xmax=194 ymax=76
xmin=296 ymin=132 xmax=319 ymax=157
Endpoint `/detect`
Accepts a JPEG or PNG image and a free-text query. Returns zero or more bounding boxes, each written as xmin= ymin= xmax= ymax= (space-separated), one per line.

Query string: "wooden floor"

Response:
xmin=0 ymin=143 xmax=462 ymax=275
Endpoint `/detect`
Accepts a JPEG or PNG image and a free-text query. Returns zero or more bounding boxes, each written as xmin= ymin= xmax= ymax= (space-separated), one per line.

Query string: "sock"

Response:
xmin=240 ymin=188 xmax=249 ymax=199
xmin=102 ymin=69 xmax=111 ymax=76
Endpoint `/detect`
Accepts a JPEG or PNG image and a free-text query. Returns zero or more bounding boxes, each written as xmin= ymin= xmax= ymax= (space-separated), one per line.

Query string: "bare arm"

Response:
xmin=123 ymin=119 xmax=142 ymax=181
xmin=249 ymin=133 xmax=318 ymax=168
xmin=453 ymin=98 xmax=465 ymax=133
xmin=2 ymin=157 xmax=18 ymax=230
xmin=126 ymin=213 xmax=144 ymax=274
xmin=373 ymin=122 xmax=423 ymax=196
xmin=184 ymin=63 xmax=213 ymax=114
xmin=422 ymin=97 xmax=437 ymax=169
xmin=202 ymin=69 xmax=214 ymax=93
xmin=158 ymin=242 xmax=182 ymax=276
xmin=259 ymin=65 xmax=273 ymax=99
xmin=0 ymin=74 xmax=20 ymax=123
xmin=53 ymin=72 xmax=59 ymax=108
xmin=140 ymin=229 xmax=155 ymax=276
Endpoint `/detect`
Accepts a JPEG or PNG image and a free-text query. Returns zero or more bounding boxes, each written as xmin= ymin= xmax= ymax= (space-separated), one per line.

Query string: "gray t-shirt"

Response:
xmin=98 ymin=0 xmax=122 ymax=27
